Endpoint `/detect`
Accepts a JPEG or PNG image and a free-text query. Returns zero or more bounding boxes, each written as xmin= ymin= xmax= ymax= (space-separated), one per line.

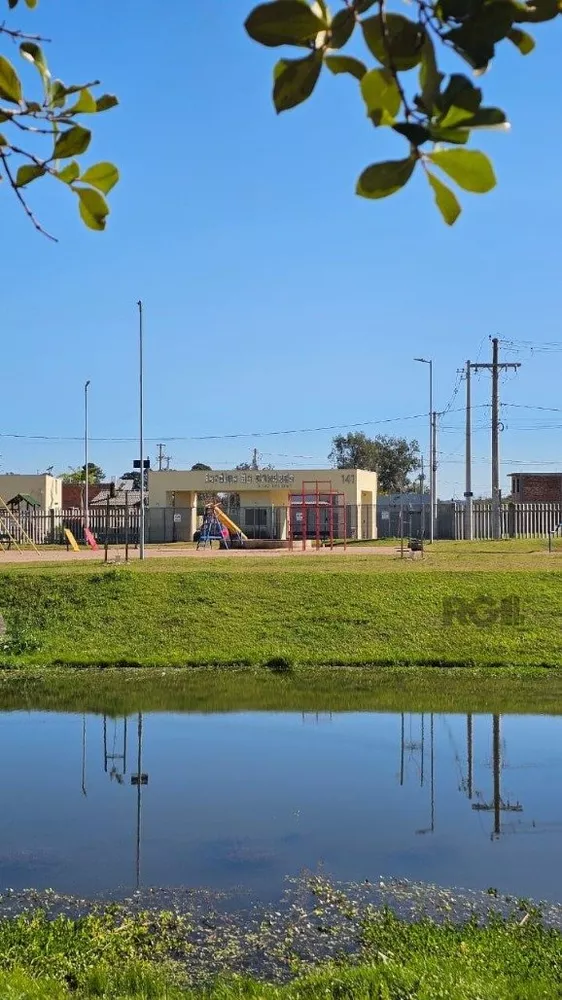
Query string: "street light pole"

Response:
xmin=84 ymin=380 xmax=90 ymax=533
xmin=137 ymin=300 xmax=145 ymax=560
xmin=414 ymin=358 xmax=434 ymax=544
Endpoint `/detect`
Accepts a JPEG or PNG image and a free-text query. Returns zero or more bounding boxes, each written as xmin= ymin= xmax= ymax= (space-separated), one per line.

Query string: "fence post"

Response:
xmin=507 ymin=502 xmax=515 ymax=538
xmin=104 ymin=497 xmax=110 ymax=563
xmin=49 ymin=508 xmax=55 ymax=544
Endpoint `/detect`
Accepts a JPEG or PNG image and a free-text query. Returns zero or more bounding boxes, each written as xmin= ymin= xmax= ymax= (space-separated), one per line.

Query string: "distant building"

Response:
xmin=0 ymin=474 xmax=62 ymax=510
xmin=62 ymin=482 xmax=112 ymax=510
xmin=509 ymin=472 xmax=562 ymax=503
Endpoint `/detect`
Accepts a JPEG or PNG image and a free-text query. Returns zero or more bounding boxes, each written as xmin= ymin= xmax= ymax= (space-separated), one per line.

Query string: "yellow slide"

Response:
xmin=215 ymin=506 xmax=248 ymax=541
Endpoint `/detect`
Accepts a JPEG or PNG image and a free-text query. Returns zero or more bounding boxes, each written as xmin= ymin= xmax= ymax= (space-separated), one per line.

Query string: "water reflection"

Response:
xmin=1 ymin=709 xmax=561 ymax=900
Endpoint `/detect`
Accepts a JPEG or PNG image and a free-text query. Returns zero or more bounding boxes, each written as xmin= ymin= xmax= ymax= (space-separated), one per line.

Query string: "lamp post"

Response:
xmin=137 ymin=301 xmax=145 ymax=560
xmin=414 ymin=358 xmax=434 ymax=543
xmin=84 ymin=380 xmax=91 ymax=533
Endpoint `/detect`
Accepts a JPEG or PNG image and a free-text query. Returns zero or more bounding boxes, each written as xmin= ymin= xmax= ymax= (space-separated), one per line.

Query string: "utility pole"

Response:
xmin=432 ymin=410 xmax=438 ymax=540
xmin=156 ymin=443 xmax=170 ymax=472
xmin=472 ymin=338 xmax=520 ymax=540
xmin=137 ymin=300 xmax=145 ymax=560
xmin=464 ymin=361 xmax=473 ymax=541
xmin=84 ymin=380 xmax=90 ymax=533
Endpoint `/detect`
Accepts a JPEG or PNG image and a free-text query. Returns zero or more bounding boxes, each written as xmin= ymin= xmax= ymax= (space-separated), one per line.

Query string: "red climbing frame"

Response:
xmin=288 ymin=480 xmax=347 ymax=552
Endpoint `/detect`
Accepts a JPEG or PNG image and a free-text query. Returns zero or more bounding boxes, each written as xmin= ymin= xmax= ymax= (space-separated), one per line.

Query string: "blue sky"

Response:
xmin=2 ymin=0 xmax=562 ymax=497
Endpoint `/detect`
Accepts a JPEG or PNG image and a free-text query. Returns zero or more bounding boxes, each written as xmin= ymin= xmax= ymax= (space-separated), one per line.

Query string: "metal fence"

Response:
xmin=2 ymin=500 xmax=561 ymax=546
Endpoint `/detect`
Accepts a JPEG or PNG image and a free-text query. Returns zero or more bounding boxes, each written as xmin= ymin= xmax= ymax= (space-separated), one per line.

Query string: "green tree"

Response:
xmin=62 ymin=462 xmax=105 ymax=485
xmin=245 ymin=0 xmax=557 ymax=224
xmin=0 ymin=0 xmax=118 ymax=238
xmin=329 ymin=432 xmax=420 ymax=492
xmin=191 ymin=463 xmax=212 ymax=471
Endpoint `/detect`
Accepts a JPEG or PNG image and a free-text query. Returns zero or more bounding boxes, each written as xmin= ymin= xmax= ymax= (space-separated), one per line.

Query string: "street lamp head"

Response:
xmin=414 ymin=357 xmax=430 ymax=364
xmin=85 ymin=379 xmax=91 ymax=389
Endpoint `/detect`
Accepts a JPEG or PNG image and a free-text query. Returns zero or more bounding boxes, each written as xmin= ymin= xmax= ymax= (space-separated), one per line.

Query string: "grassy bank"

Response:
xmin=0 ymin=902 xmax=560 ymax=999
xmin=0 ymin=558 xmax=560 ymax=668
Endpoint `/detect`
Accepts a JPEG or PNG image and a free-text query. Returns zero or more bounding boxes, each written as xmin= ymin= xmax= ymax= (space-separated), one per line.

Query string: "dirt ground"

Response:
xmin=0 ymin=544 xmax=400 ymax=565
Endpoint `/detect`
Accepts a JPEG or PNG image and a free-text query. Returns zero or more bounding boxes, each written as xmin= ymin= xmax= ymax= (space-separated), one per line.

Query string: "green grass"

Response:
xmin=0 ymin=906 xmax=560 ymax=999
xmin=0 ymin=556 xmax=560 ymax=668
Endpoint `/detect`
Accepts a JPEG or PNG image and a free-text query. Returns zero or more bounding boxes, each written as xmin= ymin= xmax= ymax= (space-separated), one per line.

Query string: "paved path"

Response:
xmin=0 ymin=544 xmax=399 ymax=565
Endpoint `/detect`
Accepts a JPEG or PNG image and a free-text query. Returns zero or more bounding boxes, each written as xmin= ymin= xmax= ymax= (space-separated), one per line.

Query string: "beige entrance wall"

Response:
xmin=148 ymin=468 xmax=378 ymax=540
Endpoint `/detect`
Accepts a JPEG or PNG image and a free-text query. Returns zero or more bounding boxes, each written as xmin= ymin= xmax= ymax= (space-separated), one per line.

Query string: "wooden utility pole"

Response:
xmin=472 ymin=339 xmax=520 ymax=540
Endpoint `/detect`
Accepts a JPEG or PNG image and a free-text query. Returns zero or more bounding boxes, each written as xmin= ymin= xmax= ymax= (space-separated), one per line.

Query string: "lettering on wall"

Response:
xmin=204 ymin=473 xmax=297 ymax=487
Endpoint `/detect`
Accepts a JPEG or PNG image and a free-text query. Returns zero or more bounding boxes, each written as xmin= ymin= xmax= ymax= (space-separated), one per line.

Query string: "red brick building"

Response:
xmin=509 ymin=472 xmax=562 ymax=503
xmin=62 ymin=482 xmax=112 ymax=509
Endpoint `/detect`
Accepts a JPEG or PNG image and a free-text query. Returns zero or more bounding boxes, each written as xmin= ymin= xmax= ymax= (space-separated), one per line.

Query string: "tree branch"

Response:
xmin=0 ymin=20 xmax=50 ymax=43
xmin=0 ymin=148 xmax=57 ymax=241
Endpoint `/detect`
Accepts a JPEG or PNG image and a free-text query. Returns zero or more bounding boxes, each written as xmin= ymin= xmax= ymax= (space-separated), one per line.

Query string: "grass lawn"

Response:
xmin=0 ymin=540 xmax=559 ymax=669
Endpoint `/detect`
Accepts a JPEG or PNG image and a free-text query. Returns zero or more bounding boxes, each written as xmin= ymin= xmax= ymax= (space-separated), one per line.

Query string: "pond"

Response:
xmin=0 ymin=710 xmax=561 ymax=903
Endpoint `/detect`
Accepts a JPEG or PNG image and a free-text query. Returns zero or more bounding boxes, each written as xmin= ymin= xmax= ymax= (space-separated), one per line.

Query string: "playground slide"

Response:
xmin=215 ymin=507 xmax=248 ymax=540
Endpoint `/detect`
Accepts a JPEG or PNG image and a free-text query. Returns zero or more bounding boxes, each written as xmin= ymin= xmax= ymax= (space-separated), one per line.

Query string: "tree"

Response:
xmin=245 ymin=0 xmax=558 ymax=225
xmin=0 ymin=0 xmax=118 ymax=238
xmin=191 ymin=463 xmax=212 ymax=471
xmin=62 ymin=462 xmax=105 ymax=485
xmin=329 ymin=432 xmax=420 ymax=492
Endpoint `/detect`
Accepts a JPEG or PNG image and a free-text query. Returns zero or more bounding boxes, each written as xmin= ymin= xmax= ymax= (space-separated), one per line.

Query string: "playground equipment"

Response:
xmin=0 ymin=496 xmax=40 ymax=554
xmin=548 ymin=522 xmax=562 ymax=553
xmin=288 ymin=480 xmax=347 ymax=551
xmin=197 ymin=503 xmax=247 ymax=550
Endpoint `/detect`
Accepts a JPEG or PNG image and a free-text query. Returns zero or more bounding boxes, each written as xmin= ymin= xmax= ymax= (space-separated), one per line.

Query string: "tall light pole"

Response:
xmin=84 ymin=380 xmax=91 ymax=533
xmin=137 ymin=301 xmax=145 ymax=560
xmin=414 ymin=358 xmax=434 ymax=543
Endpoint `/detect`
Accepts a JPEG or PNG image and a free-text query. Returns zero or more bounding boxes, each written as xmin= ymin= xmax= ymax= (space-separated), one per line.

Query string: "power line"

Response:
xmin=0 ymin=407 xmax=491 ymax=444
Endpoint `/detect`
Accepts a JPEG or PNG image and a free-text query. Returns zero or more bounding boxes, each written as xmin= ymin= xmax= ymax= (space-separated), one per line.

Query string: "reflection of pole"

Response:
xmin=136 ymin=712 xmax=142 ymax=888
xmin=493 ymin=714 xmax=501 ymax=839
xmin=420 ymin=713 xmax=425 ymax=788
xmin=430 ymin=713 xmax=435 ymax=832
xmin=103 ymin=715 xmax=108 ymax=773
xmin=81 ymin=714 xmax=87 ymax=797
xmin=400 ymin=713 xmax=405 ymax=786
xmin=467 ymin=713 xmax=473 ymax=800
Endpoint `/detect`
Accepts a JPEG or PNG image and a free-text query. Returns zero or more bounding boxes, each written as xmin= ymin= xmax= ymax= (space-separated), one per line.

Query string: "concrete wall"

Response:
xmin=0 ymin=474 xmax=62 ymax=510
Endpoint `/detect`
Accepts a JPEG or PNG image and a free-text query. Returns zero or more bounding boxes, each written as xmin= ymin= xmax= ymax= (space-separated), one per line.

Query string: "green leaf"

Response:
xmin=427 ymin=148 xmax=496 ymax=193
xmin=438 ymin=75 xmax=481 ymax=117
xmin=426 ymin=170 xmax=461 ymax=225
xmin=19 ymin=42 xmax=50 ymax=90
xmin=96 ymin=94 xmax=119 ymax=113
xmin=329 ymin=8 xmax=355 ymax=47
xmin=50 ymin=80 xmax=67 ymax=109
xmin=0 ymin=55 xmax=23 ymax=104
xmin=360 ymin=68 xmax=401 ymax=125
xmin=507 ymin=26 xmax=536 ymax=51
xmin=393 ymin=122 xmax=430 ymax=145
xmin=16 ymin=163 xmax=45 ymax=187
xmin=245 ymin=1 xmax=327 ymax=46
xmin=513 ymin=0 xmax=559 ymax=21
xmin=25 ymin=0 xmax=38 ymax=7
xmin=428 ymin=125 xmax=469 ymax=143
xmin=76 ymin=186 xmax=110 ymax=231
xmin=0 ymin=133 xmax=6 ymax=145
xmin=68 ymin=88 xmax=97 ymax=114
xmin=324 ymin=54 xmax=367 ymax=79
xmin=354 ymin=0 xmax=377 ymax=10
xmin=418 ymin=35 xmax=443 ymax=113
xmin=54 ymin=125 xmax=92 ymax=159
xmin=56 ymin=161 xmax=80 ymax=184
xmin=80 ymin=161 xmax=119 ymax=194
xmin=273 ymin=51 xmax=323 ymax=111
xmin=356 ymin=157 xmax=416 ymax=199
xmin=362 ymin=14 xmax=424 ymax=71
xmin=459 ymin=107 xmax=508 ymax=129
